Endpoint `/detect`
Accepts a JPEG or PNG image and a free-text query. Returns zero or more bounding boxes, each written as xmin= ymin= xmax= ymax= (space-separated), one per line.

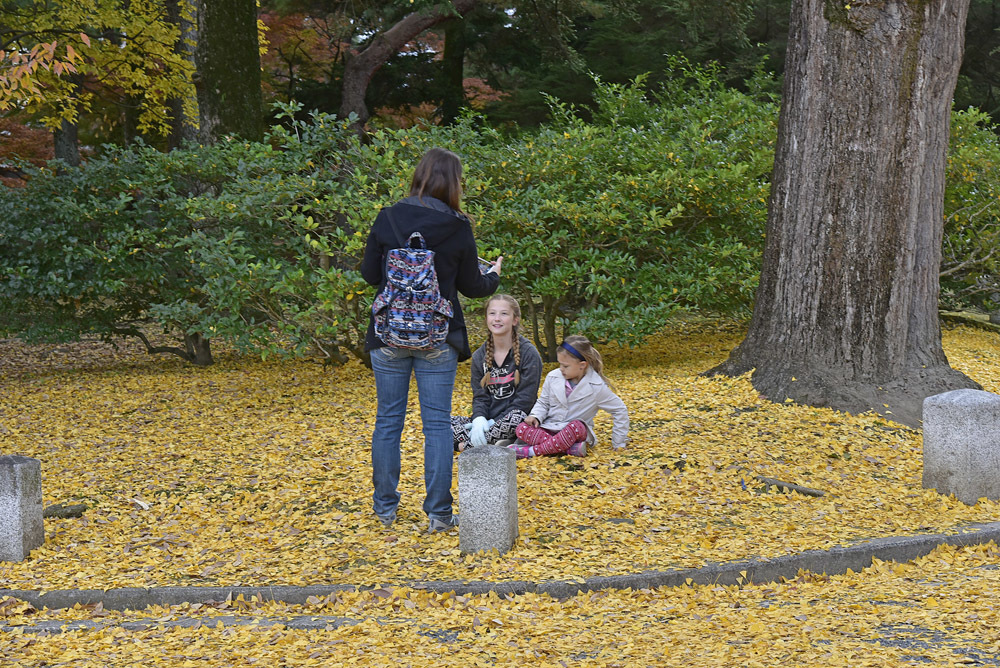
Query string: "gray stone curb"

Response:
xmin=2 ymin=521 xmax=999 ymax=617
xmin=0 ymin=615 xmax=359 ymax=636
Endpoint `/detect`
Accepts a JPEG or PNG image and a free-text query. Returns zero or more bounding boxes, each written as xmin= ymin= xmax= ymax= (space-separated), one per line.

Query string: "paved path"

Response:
xmin=3 ymin=520 xmax=1000 ymax=632
xmin=4 ymin=525 xmax=1000 ymax=666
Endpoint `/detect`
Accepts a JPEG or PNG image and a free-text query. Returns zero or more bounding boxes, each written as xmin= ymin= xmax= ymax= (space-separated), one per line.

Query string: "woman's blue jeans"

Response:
xmin=370 ymin=343 xmax=458 ymax=521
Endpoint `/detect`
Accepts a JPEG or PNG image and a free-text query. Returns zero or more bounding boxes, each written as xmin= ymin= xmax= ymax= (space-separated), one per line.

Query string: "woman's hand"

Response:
xmin=488 ymin=256 xmax=503 ymax=275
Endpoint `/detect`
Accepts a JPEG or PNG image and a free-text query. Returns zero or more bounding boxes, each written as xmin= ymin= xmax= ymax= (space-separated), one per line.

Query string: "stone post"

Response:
xmin=923 ymin=389 xmax=1000 ymax=505
xmin=458 ymin=445 xmax=518 ymax=555
xmin=0 ymin=455 xmax=44 ymax=561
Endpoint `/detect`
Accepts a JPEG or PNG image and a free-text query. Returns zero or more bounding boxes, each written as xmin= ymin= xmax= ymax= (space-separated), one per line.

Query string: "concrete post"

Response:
xmin=458 ymin=445 xmax=518 ymax=555
xmin=0 ymin=455 xmax=44 ymax=561
xmin=923 ymin=389 xmax=1000 ymax=505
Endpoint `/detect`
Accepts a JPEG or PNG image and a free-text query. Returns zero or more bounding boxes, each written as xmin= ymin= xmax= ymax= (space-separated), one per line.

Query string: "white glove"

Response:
xmin=470 ymin=416 xmax=491 ymax=447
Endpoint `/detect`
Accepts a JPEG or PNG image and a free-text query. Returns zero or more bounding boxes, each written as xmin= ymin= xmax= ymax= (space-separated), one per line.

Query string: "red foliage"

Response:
xmin=464 ymin=77 xmax=507 ymax=109
xmin=259 ymin=11 xmax=351 ymax=102
xmin=0 ymin=119 xmax=52 ymax=188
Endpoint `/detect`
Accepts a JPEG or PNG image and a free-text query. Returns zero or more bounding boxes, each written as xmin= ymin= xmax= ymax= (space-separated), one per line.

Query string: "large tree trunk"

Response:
xmin=339 ymin=0 xmax=477 ymax=128
xmin=166 ymin=0 xmax=198 ymax=149
xmin=193 ymin=0 xmax=263 ymax=143
xmin=440 ymin=17 xmax=467 ymax=125
xmin=184 ymin=332 xmax=213 ymax=366
xmin=709 ymin=0 xmax=978 ymax=427
xmin=52 ymin=118 xmax=80 ymax=166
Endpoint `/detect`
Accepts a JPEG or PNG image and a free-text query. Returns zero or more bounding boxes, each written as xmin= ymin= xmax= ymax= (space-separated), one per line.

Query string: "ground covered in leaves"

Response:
xmin=1 ymin=322 xmax=999 ymax=594
xmin=2 ymin=542 xmax=999 ymax=666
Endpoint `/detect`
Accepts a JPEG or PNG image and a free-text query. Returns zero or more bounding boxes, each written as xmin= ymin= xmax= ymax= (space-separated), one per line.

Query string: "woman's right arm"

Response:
xmin=360 ymin=215 xmax=384 ymax=286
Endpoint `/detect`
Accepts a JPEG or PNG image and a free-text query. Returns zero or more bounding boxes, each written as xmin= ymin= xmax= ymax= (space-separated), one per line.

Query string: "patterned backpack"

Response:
xmin=371 ymin=212 xmax=454 ymax=349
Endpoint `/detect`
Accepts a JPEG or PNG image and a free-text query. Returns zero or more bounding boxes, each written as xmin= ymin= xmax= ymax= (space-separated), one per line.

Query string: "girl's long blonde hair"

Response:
xmin=481 ymin=294 xmax=523 ymax=388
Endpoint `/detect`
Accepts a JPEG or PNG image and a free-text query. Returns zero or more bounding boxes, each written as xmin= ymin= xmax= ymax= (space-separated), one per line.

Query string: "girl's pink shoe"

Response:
xmin=510 ymin=445 xmax=535 ymax=459
xmin=566 ymin=441 xmax=587 ymax=457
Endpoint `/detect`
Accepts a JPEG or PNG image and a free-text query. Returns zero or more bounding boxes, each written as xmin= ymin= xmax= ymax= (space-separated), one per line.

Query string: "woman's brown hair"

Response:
xmin=480 ymin=295 xmax=523 ymax=388
xmin=410 ymin=148 xmax=464 ymax=213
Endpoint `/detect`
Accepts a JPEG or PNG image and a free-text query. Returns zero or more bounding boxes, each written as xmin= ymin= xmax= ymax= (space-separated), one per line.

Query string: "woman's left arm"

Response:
xmin=454 ymin=226 xmax=500 ymax=298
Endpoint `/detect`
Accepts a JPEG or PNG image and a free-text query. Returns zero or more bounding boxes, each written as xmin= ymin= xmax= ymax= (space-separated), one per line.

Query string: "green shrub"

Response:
xmin=941 ymin=108 xmax=1000 ymax=313
xmin=463 ymin=65 xmax=774 ymax=357
xmin=0 ymin=64 xmax=777 ymax=364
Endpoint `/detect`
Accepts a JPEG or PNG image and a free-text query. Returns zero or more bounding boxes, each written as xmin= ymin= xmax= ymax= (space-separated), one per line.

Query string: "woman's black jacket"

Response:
xmin=361 ymin=197 xmax=499 ymax=361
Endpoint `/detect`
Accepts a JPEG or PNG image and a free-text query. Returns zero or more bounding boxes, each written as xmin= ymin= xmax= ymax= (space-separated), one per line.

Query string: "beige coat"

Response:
xmin=528 ymin=367 xmax=630 ymax=449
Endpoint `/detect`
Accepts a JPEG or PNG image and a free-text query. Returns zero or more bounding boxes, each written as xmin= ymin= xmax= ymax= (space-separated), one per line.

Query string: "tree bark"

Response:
xmin=708 ymin=0 xmax=978 ymax=427
xmin=113 ymin=327 xmax=214 ymax=366
xmin=440 ymin=17 xmax=467 ymax=125
xmin=193 ymin=0 xmax=264 ymax=143
xmin=122 ymin=95 xmax=144 ymax=145
xmin=184 ymin=332 xmax=213 ymax=366
xmin=166 ymin=0 xmax=198 ymax=149
xmin=339 ymin=0 xmax=477 ymax=128
xmin=52 ymin=118 xmax=80 ymax=166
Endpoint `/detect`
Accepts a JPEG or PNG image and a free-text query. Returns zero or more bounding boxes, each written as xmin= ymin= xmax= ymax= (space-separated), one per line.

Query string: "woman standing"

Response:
xmin=361 ymin=148 xmax=502 ymax=532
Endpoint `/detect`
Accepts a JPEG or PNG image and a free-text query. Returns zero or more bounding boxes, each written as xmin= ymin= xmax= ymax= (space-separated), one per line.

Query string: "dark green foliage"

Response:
xmin=0 ymin=65 xmax=771 ymax=364
xmin=7 ymin=61 xmax=998 ymax=365
xmin=955 ymin=0 xmax=1000 ymax=121
xmin=462 ymin=64 xmax=775 ymax=356
xmin=480 ymin=0 xmax=785 ymax=126
xmin=941 ymin=108 xmax=1000 ymax=313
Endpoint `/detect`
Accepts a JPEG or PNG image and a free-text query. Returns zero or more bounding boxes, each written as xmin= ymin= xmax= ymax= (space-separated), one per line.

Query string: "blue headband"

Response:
xmin=560 ymin=341 xmax=586 ymax=362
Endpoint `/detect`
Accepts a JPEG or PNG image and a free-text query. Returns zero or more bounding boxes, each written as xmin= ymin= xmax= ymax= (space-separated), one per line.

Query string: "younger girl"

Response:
xmin=452 ymin=295 xmax=543 ymax=451
xmin=513 ymin=335 xmax=629 ymax=458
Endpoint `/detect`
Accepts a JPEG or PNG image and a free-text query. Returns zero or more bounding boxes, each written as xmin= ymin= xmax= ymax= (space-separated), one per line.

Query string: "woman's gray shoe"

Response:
xmin=427 ymin=515 xmax=459 ymax=533
xmin=377 ymin=512 xmax=396 ymax=527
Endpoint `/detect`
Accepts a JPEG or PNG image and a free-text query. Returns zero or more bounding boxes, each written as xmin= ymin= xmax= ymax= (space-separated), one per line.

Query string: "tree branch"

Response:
xmin=339 ymin=0 xmax=477 ymax=126
xmin=111 ymin=325 xmax=194 ymax=363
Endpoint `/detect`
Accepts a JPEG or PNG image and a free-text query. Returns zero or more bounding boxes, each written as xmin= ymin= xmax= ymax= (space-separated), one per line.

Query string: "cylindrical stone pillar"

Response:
xmin=923 ymin=389 xmax=1000 ymax=505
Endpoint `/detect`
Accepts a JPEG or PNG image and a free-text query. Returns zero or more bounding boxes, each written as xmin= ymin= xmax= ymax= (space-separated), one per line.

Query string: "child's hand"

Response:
xmin=523 ymin=416 xmax=539 ymax=427
xmin=470 ymin=416 xmax=490 ymax=447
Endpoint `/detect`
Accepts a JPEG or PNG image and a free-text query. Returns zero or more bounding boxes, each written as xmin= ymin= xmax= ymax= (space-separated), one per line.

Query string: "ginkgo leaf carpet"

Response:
xmin=1 ymin=322 xmax=999 ymax=597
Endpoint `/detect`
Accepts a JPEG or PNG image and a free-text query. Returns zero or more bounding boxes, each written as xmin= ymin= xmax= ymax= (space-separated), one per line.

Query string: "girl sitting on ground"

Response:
xmin=451 ymin=295 xmax=543 ymax=451
xmin=513 ymin=334 xmax=629 ymax=458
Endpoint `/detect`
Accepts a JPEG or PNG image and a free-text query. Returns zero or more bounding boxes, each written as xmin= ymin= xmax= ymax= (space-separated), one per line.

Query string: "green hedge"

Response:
xmin=6 ymin=63 xmax=995 ymax=365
